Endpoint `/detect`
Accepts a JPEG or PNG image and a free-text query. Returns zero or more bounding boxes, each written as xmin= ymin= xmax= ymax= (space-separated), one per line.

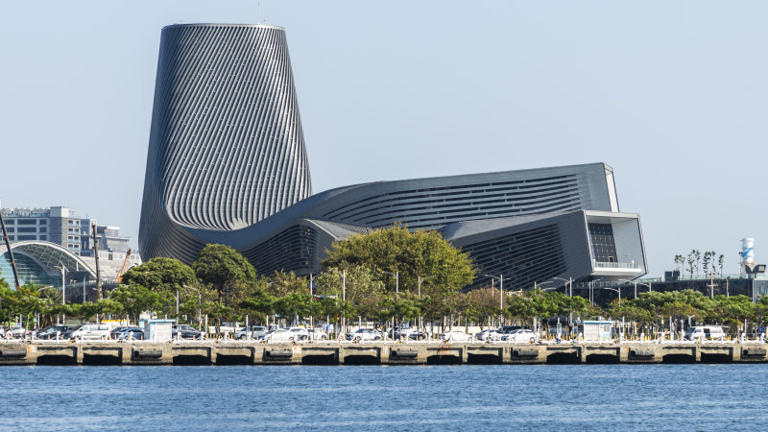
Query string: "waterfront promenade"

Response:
xmin=1 ymin=340 xmax=767 ymax=365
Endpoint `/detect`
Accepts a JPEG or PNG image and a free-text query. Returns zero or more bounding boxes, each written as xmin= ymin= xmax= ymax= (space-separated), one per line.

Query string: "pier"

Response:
xmin=1 ymin=341 xmax=767 ymax=365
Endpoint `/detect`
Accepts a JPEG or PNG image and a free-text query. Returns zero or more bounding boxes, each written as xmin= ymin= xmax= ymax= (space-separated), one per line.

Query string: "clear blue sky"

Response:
xmin=2 ymin=1 xmax=766 ymax=276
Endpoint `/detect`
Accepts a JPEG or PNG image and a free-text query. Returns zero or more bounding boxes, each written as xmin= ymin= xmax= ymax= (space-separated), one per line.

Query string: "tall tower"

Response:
xmin=139 ymin=24 xmax=311 ymax=263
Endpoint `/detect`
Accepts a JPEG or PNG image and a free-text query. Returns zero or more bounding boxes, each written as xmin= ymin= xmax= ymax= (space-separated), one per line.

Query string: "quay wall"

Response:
xmin=1 ymin=341 xmax=767 ymax=366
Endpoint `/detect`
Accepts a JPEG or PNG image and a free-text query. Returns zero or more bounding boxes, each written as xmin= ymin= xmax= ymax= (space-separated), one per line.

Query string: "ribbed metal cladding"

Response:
xmin=139 ymin=24 xmax=311 ymax=262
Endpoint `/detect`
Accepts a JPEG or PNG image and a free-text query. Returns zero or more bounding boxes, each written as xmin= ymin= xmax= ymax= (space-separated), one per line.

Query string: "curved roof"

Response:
xmin=0 ymin=241 xmax=96 ymax=278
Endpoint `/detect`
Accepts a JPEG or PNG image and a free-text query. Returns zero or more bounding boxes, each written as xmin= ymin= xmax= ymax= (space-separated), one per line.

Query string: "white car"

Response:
xmin=264 ymin=328 xmax=296 ymax=343
xmin=502 ymin=329 xmax=538 ymax=344
xmin=346 ymin=328 xmax=383 ymax=342
xmin=475 ymin=329 xmax=498 ymax=341
xmin=684 ymin=325 xmax=725 ymax=341
xmin=68 ymin=323 xmax=112 ymax=340
xmin=7 ymin=324 xmax=26 ymax=339
xmin=441 ymin=330 xmax=473 ymax=342
xmin=286 ymin=327 xmax=328 ymax=342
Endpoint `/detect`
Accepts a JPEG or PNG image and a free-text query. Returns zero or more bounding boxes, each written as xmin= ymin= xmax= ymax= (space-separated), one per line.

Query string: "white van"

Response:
xmin=68 ymin=323 xmax=111 ymax=340
xmin=684 ymin=325 xmax=725 ymax=341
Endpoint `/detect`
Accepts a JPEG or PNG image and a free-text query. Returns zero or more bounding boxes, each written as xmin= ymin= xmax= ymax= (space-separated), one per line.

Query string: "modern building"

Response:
xmin=0 ymin=206 xmax=140 ymax=293
xmin=139 ymin=23 xmax=647 ymax=290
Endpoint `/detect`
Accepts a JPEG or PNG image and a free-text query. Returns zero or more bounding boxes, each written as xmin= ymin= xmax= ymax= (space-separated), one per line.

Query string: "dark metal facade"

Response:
xmin=139 ymin=24 xmax=311 ymax=262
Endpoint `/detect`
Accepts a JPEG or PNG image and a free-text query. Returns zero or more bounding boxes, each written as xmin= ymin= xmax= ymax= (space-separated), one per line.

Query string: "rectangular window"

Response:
xmin=8 ymin=235 xmax=14 ymax=241
xmin=38 ymin=219 xmax=47 ymax=225
xmin=39 ymin=227 xmax=47 ymax=233
xmin=17 ymin=219 xmax=36 ymax=225
xmin=17 ymin=235 xmax=36 ymax=240
xmin=18 ymin=227 xmax=37 ymax=233
xmin=68 ymin=235 xmax=73 ymax=240
xmin=39 ymin=235 xmax=47 ymax=241
xmin=588 ymin=223 xmax=618 ymax=263
xmin=6 ymin=227 xmax=13 ymax=233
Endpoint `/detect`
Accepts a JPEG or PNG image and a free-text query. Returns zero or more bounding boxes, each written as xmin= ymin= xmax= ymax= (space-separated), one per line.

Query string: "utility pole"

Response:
xmin=342 ymin=270 xmax=346 ymax=337
xmin=0 ymin=206 xmax=21 ymax=288
xmin=91 ymin=222 xmax=102 ymax=300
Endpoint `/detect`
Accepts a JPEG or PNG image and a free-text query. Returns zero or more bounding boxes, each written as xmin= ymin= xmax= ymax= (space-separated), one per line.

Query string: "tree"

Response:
xmin=109 ymin=284 xmax=165 ymax=323
xmin=193 ymin=244 xmax=257 ymax=331
xmin=674 ymin=254 xmax=685 ymax=274
xmin=687 ymin=251 xmax=696 ymax=279
xmin=315 ymin=265 xmax=385 ymax=319
xmin=718 ymin=254 xmax=725 ymax=277
xmin=122 ymin=257 xmax=196 ymax=301
xmin=323 ymin=223 xmax=476 ymax=300
xmin=194 ymin=244 xmax=257 ymax=300
xmin=702 ymin=252 xmax=712 ymax=277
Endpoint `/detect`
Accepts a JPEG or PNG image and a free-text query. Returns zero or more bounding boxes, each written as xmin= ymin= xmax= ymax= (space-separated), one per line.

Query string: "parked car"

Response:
xmin=502 ymin=328 xmax=538 ymax=344
xmin=390 ymin=328 xmax=427 ymax=341
xmin=490 ymin=326 xmax=525 ymax=341
xmin=116 ymin=327 xmax=145 ymax=341
xmin=684 ymin=325 xmax=725 ymax=341
xmin=347 ymin=328 xmax=384 ymax=342
xmin=7 ymin=324 xmax=26 ymax=339
xmin=68 ymin=323 xmax=111 ymax=340
xmin=110 ymin=327 xmax=130 ymax=340
xmin=235 ymin=325 xmax=268 ymax=340
xmin=306 ymin=328 xmax=329 ymax=341
xmin=172 ymin=324 xmax=202 ymax=340
xmin=36 ymin=325 xmax=71 ymax=340
xmin=441 ymin=330 xmax=473 ymax=342
xmin=264 ymin=328 xmax=296 ymax=343
xmin=475 ymin=329 xmax=499 ymax=341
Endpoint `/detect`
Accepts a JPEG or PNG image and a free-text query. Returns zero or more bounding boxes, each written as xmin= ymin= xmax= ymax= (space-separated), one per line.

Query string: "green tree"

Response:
xmin=109 ymin=284 xmax=165 ymax=323
xmin=315 ymin=265 xmax=385 ymax=320
xmin=323 ymin=224 xmax=476 ymax=299
xmin=121 ymin=257 xmax=196 ymax=309
xmin=193 ymin=244 xmax=257 ymax=331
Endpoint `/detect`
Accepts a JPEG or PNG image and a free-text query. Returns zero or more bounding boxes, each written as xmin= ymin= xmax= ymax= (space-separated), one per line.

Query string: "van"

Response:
xmin=684 ymin=325 xmax=725 ymax=341
xmin=68 ymin=323 xmax=111 ymax=340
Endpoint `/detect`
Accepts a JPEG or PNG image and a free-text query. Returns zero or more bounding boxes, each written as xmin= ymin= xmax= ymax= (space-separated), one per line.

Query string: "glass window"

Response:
xmin=39 ymin=235 xmax=47 ymax=241
xmin=588 ymin=223 xmax=617 ymax=262
xmin=39 ymin=227 xmax=47 ymax=233
xmin=38 ymin=219 xmax=47 ymax=225
xmin=17 ymin=235 xmax=36 ymax=240
xmin=18 ymin=227 xmax=36 ymax=233
xmin=17 ymin=219 xmax=36 ymax=225
xmin=6 ymin=227 xmax=13 ymax=233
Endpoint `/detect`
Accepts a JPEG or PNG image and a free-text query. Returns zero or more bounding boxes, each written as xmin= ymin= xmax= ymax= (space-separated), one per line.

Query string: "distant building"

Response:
xmin=0 ymin=206 xmax=140 ymax=297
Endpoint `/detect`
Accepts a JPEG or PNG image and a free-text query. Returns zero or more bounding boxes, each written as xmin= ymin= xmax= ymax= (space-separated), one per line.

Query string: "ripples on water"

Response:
xmin=0 ymin=365 xmax=766 ymax=431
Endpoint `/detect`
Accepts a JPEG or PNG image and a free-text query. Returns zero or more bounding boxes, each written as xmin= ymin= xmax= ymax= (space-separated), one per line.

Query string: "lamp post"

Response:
xmin=602 ymin=286 xmax=622 ymax=303
xmin=484 ymin=274 xmax=504 ymax=327
xmin=54 ymin=264 xmax=68 ymax=305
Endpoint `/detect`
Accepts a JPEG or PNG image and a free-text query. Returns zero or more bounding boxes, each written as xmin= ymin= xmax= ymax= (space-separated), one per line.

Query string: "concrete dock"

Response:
xmin=1 ymin=341 xmax=767 ymax=365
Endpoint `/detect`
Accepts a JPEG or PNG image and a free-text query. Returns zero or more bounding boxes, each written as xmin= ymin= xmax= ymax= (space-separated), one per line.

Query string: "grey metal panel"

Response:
xmin=139 ymin=24 xmax=311 ymax=262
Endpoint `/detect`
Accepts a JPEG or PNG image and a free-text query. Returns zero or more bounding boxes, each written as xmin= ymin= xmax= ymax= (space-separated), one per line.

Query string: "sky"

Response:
xmin=2 ymin=1 xmax=767 ymax=277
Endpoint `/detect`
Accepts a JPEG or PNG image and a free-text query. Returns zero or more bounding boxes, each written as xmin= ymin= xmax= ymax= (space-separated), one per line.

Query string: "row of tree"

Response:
xmin=2 ymin=225 xmax=767 ymax=336
xmin=673 ymin=250 xmax=725 ymax=279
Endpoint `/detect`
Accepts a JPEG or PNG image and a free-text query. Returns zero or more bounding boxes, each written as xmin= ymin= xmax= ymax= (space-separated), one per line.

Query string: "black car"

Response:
xmin=172 ymin=324 xmax=202 ymax=340
xmin=36 ymin=325 xmax=71 ymax=340
xmin=110 ymin=326 xmax=130 ymax=339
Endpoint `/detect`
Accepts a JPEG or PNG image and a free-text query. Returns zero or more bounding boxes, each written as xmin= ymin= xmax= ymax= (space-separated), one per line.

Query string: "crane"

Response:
xmin=0 ymin=206 xmax=20 ymax=288
xmin=115 ymin=248 xmax=132 ymax=284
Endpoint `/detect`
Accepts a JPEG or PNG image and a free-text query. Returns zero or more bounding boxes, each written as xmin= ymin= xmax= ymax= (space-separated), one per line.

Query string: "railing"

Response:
xmin=593 ymin=261 xmax=641 ymax=270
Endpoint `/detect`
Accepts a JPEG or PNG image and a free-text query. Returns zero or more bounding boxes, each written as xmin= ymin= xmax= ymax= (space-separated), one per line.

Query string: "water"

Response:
xmin=0 ymin=365 xmax=765 ymax=431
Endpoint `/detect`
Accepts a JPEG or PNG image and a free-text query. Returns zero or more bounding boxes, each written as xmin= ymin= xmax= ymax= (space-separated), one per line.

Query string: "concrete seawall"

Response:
xmin=1 ymin=341 xmax=767 ymax=365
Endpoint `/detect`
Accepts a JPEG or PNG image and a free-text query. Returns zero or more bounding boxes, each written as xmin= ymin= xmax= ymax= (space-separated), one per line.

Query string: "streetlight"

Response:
xmin=588 ymin=278 xmax=604 ymax=306
xmin=54 ymin=263 xmax=67 ymax=305
xmin=601 ymin=286 xmax=622 ymax=303
xmin=484 ymin=274 xmax=504 ymax=327
xmin=547 ymin=276 xmax=574 ymax=297
xmin=612 ymin=278 xmax=652 ymax=299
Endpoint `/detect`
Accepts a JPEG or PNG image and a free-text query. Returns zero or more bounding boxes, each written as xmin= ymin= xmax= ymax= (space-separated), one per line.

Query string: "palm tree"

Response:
xmin=694 ymin=250 xmax=702 ymax=278
xmin=674 ymin=254 xmax=685 ymax=274
xmin=718 ymin=254 xmax=725 ymax=277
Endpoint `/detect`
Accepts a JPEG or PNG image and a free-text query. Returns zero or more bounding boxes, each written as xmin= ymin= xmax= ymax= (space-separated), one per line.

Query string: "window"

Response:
xmin=38 ymin=219 xmax=47 ymax=225
xmin=5 ymin=227 xmax=13 ymax=233
xmin=68 ymin=236 xmax=73 ymax=240
xmin=38 ymin=235 xmax=47 ymax=241
xmin=17 ymin=235 xmax=36 ymax=241
xmin=8 ymin=235 xmax=14 ymax=241
xmin=17 ymin=219 xmax=36 ymax=225
xmin=39 ymin=227 xmax=46 ymax=233
xmin=588 ymin=223 xmax=617 ymax=263
xmin=18 ymin=227 xmax=36 ymax=233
